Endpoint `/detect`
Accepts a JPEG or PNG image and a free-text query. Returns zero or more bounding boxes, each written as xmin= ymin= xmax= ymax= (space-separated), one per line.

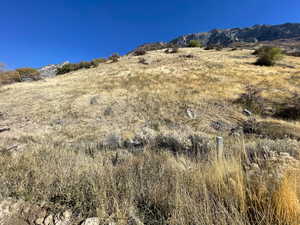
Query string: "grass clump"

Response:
xmin=188 ymin=40 xmax=202 ymax=48
xmin=254 ymin=46 xmax=283 ymax=66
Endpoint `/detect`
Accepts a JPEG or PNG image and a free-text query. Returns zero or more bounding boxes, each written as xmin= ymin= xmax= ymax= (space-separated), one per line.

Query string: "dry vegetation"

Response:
xmin=1 ymin=48 xmax=300 ymax=224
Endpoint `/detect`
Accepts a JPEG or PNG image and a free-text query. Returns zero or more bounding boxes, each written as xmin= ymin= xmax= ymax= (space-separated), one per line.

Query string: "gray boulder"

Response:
xmin=38 ymin=61 xmax=69 ymax=78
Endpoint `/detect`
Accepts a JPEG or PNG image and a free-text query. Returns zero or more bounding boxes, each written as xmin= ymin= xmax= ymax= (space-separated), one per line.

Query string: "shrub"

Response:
xmin=204 ymin=45 xmax=215 ymax=50
xmin=188 ymin=40 xmax=202 ymax=48
xmin=78 ymin=61 xmax=93 ymax=69
xmin=215 ymin=45 xmax=223 ymax=51
xmin=91 ymin=58 xmax=107 ymax=67
xmin=234 ymin=85 xmax=267 ymax=115
xmin=57 ymin=61 xmax=95 ymax=75
xmin=274 ymin=92 xmax=300 ymax=120
xmin=109 ymin=53 xmax=120 ymax=63
xmin=57 ymin=63 xmax=78 ymax=75
xmin=254 ymin=46 xmax=283 ymax=66
xmin=0 ymin=70 xmax=21 ymax=85
xmin=16 ymin=67 xmax=40 ymax=80
xmin=133 ymin=50 xmax=146 ymax=56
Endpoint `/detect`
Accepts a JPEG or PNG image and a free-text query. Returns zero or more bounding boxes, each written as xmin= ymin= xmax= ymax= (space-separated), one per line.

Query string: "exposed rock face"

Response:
xmin=130 ymin=23 xmax=300 ymax=53
xmin=38 ymin=62 xmax=69 ymax=78
xmin=170 ymin=23 xmax=300 ymax=47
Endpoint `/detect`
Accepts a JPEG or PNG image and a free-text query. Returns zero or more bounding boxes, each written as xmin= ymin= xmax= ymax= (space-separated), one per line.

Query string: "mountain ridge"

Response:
xmin=132 ymin=23 xmax=300 ymax=53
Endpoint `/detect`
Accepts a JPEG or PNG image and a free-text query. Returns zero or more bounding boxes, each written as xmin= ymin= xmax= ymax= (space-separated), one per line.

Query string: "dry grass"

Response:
xmin=1 ymin=48 xmax=300 ymax=224
xmin=0 ymin=141 xmax=299 ymax=224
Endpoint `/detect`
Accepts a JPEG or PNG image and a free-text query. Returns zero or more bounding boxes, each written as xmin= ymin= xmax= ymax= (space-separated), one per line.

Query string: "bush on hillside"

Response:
xmin=254 ymin=46 xmax=283 ymax=66
xmin=188 ymin=40 xmax=202 ymax=48
xmin=91 ymin=58 xmax=107 ymax=67
xmin=133 ymin=49 xmax=147 ymax=56
xmin=16 ymin=67 xmax=40 ymax=80
xmin=274 ymin=92 xmax=300 ymax=120
xmin=0 ymin=70 xmax=21 ymax=85
xmin=109 ymin=53 xmax=120 ymax=63
xmin=204 ymin=45 xmax=215 ymax=50
xmin=234 ymin=85 xmax=267 ymax=115
xmin=57 ymin=61 xmax=96 ymax=75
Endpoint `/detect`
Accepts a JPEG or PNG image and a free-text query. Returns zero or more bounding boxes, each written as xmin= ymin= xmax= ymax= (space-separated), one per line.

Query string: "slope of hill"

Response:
xmin=1 ymin=48 xmax=300 ymax=224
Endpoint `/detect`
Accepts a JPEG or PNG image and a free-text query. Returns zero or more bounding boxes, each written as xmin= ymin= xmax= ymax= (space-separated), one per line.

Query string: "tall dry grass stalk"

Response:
xmin=0 ymin=142 xmax=299 ymax=225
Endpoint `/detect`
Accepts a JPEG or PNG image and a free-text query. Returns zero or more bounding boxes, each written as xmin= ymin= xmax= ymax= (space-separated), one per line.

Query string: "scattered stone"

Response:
xmin=186 ymin=108 xmax=196 ymax=119
xmin=138 ymin=58 xmax=149 ymax=65
xmin=35 ymin=217 xmax=44 ymax=225
xmin=104 ymin=107 xmax=113 ymax=116
xmin=0 ymin=127 xmax=10 ymax=133
xmin=243 ymin=109 xmax=252 ymax=117
xmin=82 ymin=217 xmax=100 ymax=225
xmin=90 ymin=96 xmax=98 ymax=105
xmin=210 ymin=121 xmax=229 ymax=131
xmin=44 ymin=214 xmax=54 ymax=225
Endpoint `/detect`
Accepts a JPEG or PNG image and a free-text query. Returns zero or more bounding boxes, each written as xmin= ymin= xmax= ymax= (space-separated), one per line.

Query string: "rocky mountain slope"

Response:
xmin=171 ymin=23 xmax=300 ymax=46
xmin=133 ymin=23 xmax=300 ymax=53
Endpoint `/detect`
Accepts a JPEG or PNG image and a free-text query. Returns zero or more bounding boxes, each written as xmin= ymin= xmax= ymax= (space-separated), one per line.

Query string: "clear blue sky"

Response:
xmin=1 ymin=0 xmax=300 ymax=69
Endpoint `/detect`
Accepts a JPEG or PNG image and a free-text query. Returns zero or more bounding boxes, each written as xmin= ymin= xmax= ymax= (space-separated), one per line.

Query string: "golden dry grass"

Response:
xmin=1 ymin=48 xmax=300 ymax=224
xmin=1 ymin=48 xmax=300 ymax=150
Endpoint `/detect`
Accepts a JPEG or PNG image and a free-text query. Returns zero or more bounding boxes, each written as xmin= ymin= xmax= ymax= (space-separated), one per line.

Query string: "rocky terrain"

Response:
xmin=0 ymin=45 xmax=300 ymax=224
xmin=133 ymin=23 xmax=300 ymax=54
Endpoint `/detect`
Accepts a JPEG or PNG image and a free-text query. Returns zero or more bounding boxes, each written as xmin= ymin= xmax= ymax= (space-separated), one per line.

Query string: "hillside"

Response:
xmin=1 ymin=48 xmax=300 ymax=224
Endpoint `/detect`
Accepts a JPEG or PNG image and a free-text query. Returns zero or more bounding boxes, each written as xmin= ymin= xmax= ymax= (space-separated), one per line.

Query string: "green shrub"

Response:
xmin=57 ymin=61 xmax=95 ymax=75
xmin=16 ymin=67 xmax=40 ymax=79
xmin=78 ymin=61 xmax=93 ymax=69
xmin=57 ymin=63 xmax=77 ymax=75
xmin=254 ymin=46 xmax=283 ymax=66
xmin=91 ymin=58 xmax=107 ymax=67
xmin=188 ymin=40 xmax=202 ymax=48
xmin=109 ymin=53 xmax=120 ymax=63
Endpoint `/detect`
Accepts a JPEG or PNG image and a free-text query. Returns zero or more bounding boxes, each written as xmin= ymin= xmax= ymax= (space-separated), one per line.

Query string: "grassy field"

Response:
xmin=0 ymin=48 xmax=300 ymax=224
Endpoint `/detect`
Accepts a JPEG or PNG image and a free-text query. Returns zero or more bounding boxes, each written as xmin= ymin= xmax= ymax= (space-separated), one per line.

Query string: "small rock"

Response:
xmin=279 ymin=152 xmax=291 ymax=158
xmin=104 ymin=107 xmax=113 ymax=116
xmin=90 ymin=96 xmax=98 ymax=105
xmin=35 ymin=217 xmax=44 ymax=225
xmin=243 ymin=109 xmax=252 ymax=117
xmin=251 ymin=163 xmax=260 ymax=170
xmin=44 ymin=215 xmax=54 ymax=225
xmin=82 ymin=217 xmax=100 ymax=225
xmin=186 ymin=108 xmax=196 ymax=119
xmin=63 ymin=210 xmax=72 ymax=220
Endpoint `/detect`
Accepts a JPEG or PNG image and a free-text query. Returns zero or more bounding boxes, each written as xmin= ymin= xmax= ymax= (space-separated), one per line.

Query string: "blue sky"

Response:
xmin=1 ymin=0 xmax=300 ymax=69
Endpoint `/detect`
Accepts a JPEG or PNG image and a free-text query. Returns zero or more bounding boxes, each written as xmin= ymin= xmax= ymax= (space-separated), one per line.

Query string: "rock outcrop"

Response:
xmin=170 ymin=23 xmax=300 ymax=47
xmin=38 ymin=62 xmax=69 ymax=78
